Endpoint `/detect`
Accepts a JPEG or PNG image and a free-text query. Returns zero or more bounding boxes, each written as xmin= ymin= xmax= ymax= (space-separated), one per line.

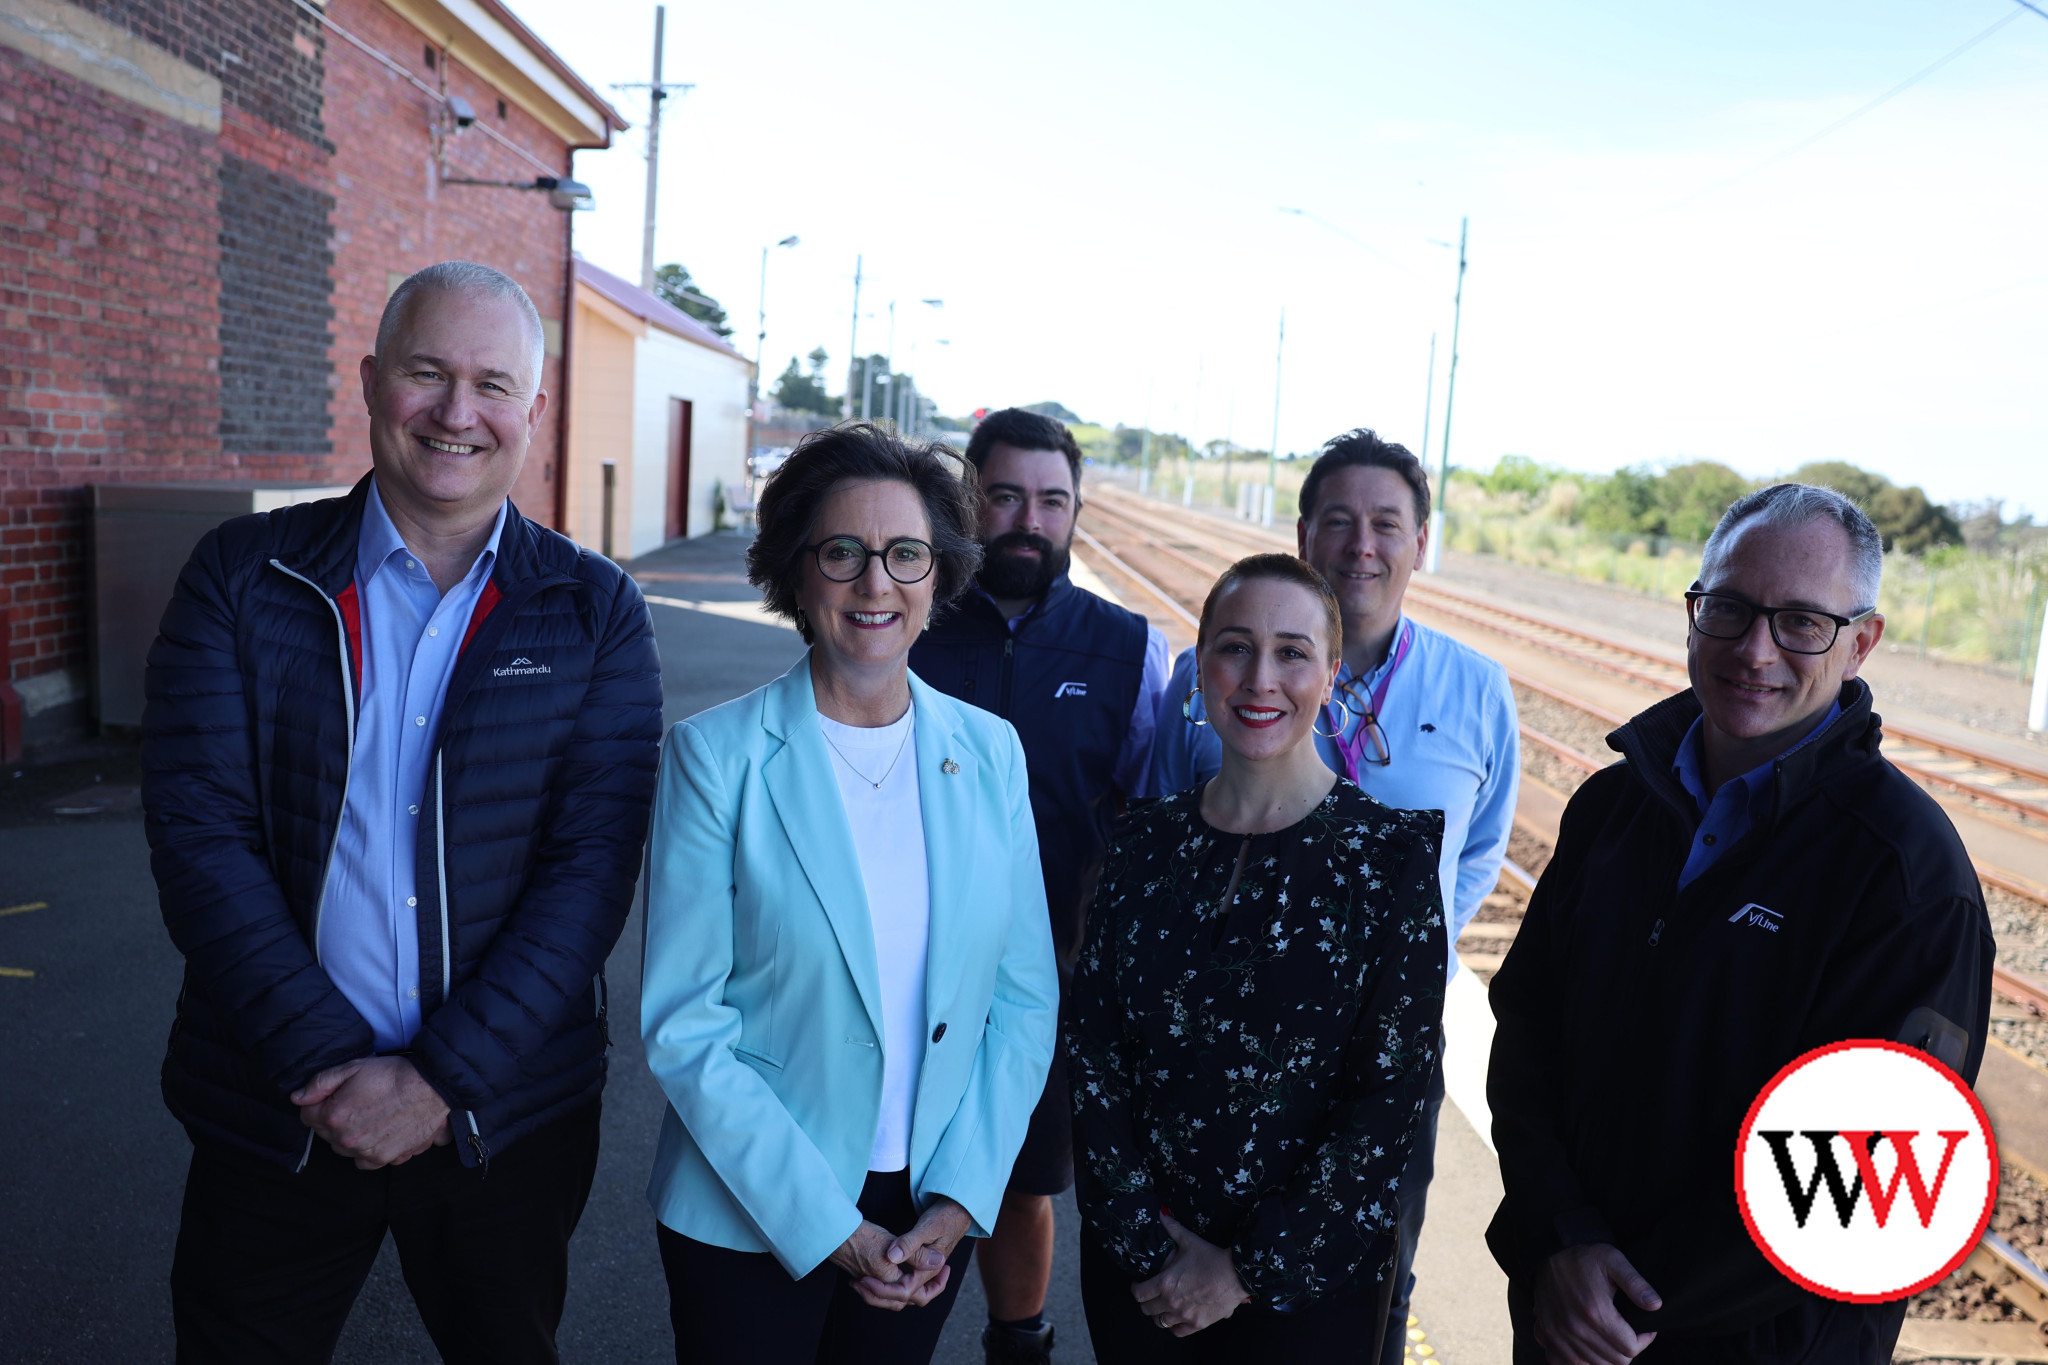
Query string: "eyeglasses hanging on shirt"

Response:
xmin=1323 ymin=621 xmax=1414 ymax=784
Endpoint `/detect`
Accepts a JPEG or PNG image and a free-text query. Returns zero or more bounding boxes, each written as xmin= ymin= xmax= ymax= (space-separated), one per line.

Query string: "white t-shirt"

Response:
xmin=818 ymin=707 xmax=931 ymax=1173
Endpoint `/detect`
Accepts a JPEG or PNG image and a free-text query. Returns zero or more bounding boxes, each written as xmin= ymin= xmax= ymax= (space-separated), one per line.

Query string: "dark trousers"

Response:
xmin=660 ymin=1169 xmax=975 ymax=1364
xmin=170 ymin=1101 xmax=601 ymax=1365
xmin=1381 ymin=1061 xmax=1446 ymax=1365
xmin=1079 ymin=1234 xmax=1388 ymax=1362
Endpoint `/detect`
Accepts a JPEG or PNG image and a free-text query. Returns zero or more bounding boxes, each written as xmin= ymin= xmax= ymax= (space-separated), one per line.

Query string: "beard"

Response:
xmin=979 ymin=530 xmax=1072 ymax=601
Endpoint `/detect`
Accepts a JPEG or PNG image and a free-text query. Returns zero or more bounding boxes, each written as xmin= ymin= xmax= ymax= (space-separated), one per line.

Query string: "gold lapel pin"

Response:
xmin=941 ymin=759 xmax=960 ymax=775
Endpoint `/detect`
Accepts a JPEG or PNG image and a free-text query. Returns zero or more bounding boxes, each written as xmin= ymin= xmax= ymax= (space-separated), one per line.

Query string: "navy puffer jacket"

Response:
xmin=141 ymin=477 xmax=662 ymax=1170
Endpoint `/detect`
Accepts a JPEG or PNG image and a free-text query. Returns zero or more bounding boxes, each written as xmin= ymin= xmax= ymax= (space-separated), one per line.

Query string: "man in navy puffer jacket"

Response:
xmin=141 ymin=263 xmax=662 ymax=1364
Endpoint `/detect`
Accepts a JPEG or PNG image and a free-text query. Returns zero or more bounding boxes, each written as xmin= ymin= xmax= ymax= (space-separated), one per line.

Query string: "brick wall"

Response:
xmin=322 ymin=0 xmax=570 ymax=519
xmin=0 ymin=39 xmax=224 ymax=688
xmin=1 ymin=0 xmax=589 ymax=728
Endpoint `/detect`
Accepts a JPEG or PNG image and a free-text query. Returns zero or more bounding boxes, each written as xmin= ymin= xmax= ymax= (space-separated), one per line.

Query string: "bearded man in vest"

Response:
xmin=1487 ymin=484 xmax=1992 ymax=1364
xmin=910 ymin=408 xmax=1169 ymax=1364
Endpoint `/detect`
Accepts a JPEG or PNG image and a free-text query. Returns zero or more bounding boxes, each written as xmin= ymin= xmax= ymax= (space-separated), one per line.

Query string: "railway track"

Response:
xmin=1076 ymin=480 xmax=2048 ymax=1343
xmin=1085 ymin=485 xmax=2048 ymax=840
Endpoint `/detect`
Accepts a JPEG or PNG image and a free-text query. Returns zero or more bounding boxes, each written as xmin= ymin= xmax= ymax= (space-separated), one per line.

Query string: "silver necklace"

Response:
xmin=822 ymin=720 xmax=913 ymax=790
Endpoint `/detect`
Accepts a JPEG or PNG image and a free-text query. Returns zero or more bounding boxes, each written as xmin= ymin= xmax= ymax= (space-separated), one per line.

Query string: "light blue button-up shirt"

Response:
xmin=1148 ymin=616 xmax=1520 ymax=978
xmin=1671 ymin=701 xmax=1841 ymax=891
xmin=318 ymin=480 xmax=507 ymax=1051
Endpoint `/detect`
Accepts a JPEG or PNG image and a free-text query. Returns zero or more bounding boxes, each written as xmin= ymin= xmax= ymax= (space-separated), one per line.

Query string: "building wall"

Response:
xmin=0 ymin=15 xmax=227 ymax=698
xmin=564 ymin=293 xmax=636 ymax=555
xmin=627 ymin=326 xmax=751 ymax=558
xmin=0 ymin=0 xmax=591 ymax=737
xmin=320 ymin=0 xmax=571 ymax=518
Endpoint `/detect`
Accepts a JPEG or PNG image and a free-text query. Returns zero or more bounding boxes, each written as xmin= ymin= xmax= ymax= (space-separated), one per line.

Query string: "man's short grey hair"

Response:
xmin=1700 ymin=482 xmax=1884 ymax=614
xmin=376 ymin=261 xmax=545 ymax=382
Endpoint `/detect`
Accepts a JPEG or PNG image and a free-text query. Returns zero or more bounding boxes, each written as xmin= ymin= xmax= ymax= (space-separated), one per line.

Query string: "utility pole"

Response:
xmin=1419 ymin=332 xmax=1441 ymax=572
xmin=883 ymin=300 xmax=897 ymax=428
xmin=1265 ymin=308 xmax=1286 ymax=528
xmin=640 ymin=9 xmax=666 ymax=289
xmin=843 ymin=254 xmax=862 ymax=421
xmin=611 ymin=6 xmax=694 ymax=291
xmin=1434 ymin=220 xmax=1468 ymax=565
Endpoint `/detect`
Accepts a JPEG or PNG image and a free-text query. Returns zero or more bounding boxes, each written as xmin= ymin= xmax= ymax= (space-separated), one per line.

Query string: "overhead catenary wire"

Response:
xmin=1640 ymin=5 xmax=2030 ymax=220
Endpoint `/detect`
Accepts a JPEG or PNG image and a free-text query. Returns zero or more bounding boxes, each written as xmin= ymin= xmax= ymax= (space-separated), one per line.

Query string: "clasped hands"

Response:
xmin=829 ymin=1196 xmax=975 ymax=1311
xmin=291 ymin=1056 xmax=452 ymax=1170
xmin=1533 ymin=1243 xmax=1662 ymax=1365
xmin=1133 ymin=1210 xmax=1249 ymax=1337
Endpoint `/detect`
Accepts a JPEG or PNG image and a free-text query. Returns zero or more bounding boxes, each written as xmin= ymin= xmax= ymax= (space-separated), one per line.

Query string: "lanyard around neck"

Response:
xmin=1326 ymin=621 xmax=1414 ymax=785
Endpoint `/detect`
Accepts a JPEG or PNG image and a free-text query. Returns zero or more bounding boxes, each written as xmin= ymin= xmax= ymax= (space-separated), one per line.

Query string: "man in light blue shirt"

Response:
xmin=1149 ymin=429 xmax=1520 ymax=1364
xmin=319 ymin=482 xmax=506 ymax=1050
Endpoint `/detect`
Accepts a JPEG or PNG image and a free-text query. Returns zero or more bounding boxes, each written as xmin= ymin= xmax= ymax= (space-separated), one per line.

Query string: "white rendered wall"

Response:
xmin=627 ymin=327 xmax=753 ymax=558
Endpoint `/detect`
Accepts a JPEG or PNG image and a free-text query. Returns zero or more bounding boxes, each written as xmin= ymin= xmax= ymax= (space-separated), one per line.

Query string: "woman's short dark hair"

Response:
xmin=1197 ymin=553 xmax=1343 ymax=664
xmin=1298 ymin=428 xmax=1430 ymax=528
xmin=747 ymin=422 xmax=984 ymax=643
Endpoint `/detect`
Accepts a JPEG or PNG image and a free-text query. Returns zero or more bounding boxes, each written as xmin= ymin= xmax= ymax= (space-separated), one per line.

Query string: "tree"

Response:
xmin=1580 ymin=466 xmax=1662 ymax=535
xmin=771 ymin=346 xmax=835 ymax=415
xmin=1658 ymin=461 xmax=1752 ymax=543
xmin=651 ymin=263 xmax=732 ymax=337
xmin=1790 ymin=460 xmax=1960 ymax=554
xmin=1790 ymin=461 xmax=1888 ymax=510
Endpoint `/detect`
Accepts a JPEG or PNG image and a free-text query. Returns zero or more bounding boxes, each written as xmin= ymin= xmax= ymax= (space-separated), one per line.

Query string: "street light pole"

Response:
xmin=1265 ymin=307 xmax=1286 ymax=528
xmin=1434 ymin=219 xmax=1468 ymax=566
xmin=1419 ymin=332 xmax=1441 ymax=572
xmin=843 ymin=254 xmax=862 ymax=421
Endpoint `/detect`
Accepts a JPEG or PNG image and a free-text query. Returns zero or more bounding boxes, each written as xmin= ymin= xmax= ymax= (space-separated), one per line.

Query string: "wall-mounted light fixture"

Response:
xmin=439 ymin=173 xmax=594 ymax=212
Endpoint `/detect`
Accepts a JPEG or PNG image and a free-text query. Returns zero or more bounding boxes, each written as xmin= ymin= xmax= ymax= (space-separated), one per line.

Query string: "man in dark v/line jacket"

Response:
xmin=142 ymin=263 xmax=662 ymax=1364
xmin=1487 ymin=483 xmax=1991 ymax=1365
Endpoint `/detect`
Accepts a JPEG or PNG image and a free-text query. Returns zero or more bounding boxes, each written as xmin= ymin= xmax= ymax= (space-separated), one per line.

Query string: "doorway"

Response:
xmin=666 ymin=398 xmax=694 ymax=541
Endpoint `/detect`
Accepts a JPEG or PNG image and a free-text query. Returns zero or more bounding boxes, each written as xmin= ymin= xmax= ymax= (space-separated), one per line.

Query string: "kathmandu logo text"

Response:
xmin=1735 ymin=1040 xmax=1997 ymax=1302
xmin=493 ymin=656 xmax=552 ymax=678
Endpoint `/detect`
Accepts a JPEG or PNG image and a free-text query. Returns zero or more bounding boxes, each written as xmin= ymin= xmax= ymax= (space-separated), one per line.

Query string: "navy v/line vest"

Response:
xmin=911 ymin=576 xmax=1149 ymax=965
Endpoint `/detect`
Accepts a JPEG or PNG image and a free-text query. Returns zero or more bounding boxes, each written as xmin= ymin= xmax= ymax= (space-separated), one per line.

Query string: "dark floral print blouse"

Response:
xmin=1067 ymin=780 xmax=1446 ymax=1311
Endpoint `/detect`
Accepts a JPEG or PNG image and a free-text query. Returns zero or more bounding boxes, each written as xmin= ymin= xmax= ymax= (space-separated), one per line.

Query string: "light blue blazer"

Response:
xmin=641 ymin=655 xmax=1059 ymax=1278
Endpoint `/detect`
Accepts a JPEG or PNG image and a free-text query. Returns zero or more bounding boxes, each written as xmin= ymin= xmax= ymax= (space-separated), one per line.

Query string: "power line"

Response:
xmin=1642 ymin=5 xmax=2028 ymax=219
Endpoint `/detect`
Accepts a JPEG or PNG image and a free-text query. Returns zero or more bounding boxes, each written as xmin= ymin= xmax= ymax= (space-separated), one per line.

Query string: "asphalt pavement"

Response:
xmin=0 ymin=530 xmax=1098 ymax=1363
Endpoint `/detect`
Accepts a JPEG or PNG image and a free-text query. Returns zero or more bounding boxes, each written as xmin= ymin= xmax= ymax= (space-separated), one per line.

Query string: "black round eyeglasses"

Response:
xmin=806 ymin=536 xmax=936 ymax=584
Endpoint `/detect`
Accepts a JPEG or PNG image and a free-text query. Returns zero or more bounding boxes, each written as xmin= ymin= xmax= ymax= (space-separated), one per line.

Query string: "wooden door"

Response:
xmin=666 ymin=398 xmax=694 ymax=541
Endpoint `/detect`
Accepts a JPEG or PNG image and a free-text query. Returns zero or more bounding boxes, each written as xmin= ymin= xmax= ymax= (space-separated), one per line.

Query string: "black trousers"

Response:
xmin=660 ymin=1169 xmax=975 ymax=1364
xmin=170 ymin=1100 xmax=601 ymax=1365
xmin=1079 ymin=1234 xmax=1389 ymax=1362
xmin=1381 ymin=1060 xmax=1446 ymax=1365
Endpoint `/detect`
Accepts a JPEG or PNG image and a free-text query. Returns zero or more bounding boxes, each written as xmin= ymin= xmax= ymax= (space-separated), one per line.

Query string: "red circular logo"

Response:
xmin=1735 ymin=1040 xmax=1998 ymax=1302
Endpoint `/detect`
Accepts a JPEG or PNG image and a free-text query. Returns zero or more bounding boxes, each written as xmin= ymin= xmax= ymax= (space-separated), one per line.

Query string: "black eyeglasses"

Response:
xmin=806 ymin=536 xmax=935 ymax=584
xmin=1684 ymin=585 xmax=1876 ymax=656
xmin=1329 ymin=680 xmax=1393 ymax=766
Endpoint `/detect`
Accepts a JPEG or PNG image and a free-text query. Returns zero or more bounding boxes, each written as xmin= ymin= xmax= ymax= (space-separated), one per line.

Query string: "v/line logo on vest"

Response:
xmin=1735 ymin=1040 xmax=1997 ymax=1303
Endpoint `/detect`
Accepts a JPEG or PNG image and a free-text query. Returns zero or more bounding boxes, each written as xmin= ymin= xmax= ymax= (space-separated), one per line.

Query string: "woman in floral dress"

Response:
xmin=1068 ymin=552 xmax=1446 ymax=1360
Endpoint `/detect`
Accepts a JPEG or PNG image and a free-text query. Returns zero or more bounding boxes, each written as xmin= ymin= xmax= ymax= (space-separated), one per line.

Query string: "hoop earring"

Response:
xmin=1181 ymin=685 xmax=1209 ymax=728
xmin=1313 ymin=703 xmax=1341 ymax=741
xmin=795 ymin=608 xmax=808 ymax=635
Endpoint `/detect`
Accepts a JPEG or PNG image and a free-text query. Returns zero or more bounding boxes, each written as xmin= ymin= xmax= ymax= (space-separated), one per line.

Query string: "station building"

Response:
xmin=0 ymin=0 xmax=626 ymax=752
xmin=564 ymin=257 xmax=753 ymax=560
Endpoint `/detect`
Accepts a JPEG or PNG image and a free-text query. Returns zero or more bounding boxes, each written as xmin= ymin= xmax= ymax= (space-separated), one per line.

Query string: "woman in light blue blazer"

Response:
xmin=642 ymin=423 xmax=1059 ymax=1363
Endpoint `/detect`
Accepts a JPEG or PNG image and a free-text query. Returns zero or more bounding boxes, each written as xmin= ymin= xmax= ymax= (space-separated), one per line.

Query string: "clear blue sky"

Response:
xmin=514 ymin=0 xmax=2048 ymax=514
